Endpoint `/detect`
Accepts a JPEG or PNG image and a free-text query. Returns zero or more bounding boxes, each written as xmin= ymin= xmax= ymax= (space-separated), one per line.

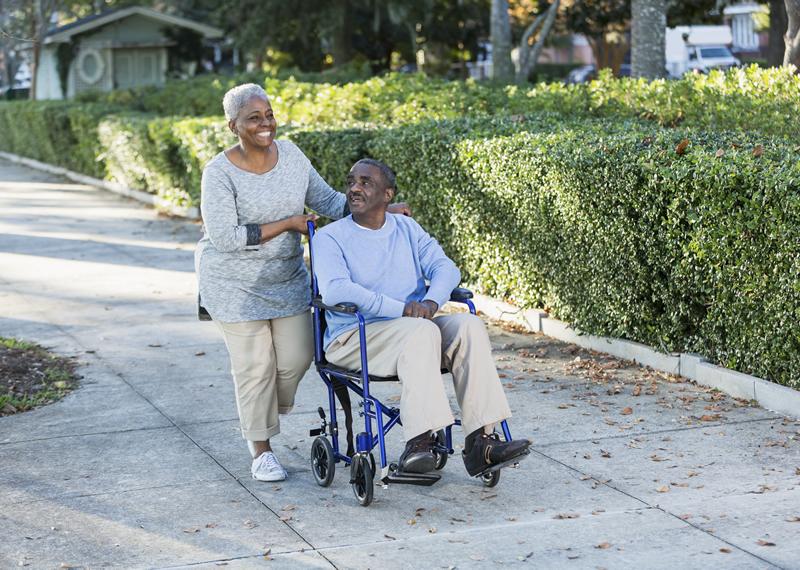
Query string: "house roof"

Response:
xmin=44 ymin=6 xmax=224 ymax=44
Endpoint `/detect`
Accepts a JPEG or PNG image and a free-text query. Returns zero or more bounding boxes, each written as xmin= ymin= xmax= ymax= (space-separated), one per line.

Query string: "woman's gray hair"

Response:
xmin=222 ymin=83 xmax=269 ymax=121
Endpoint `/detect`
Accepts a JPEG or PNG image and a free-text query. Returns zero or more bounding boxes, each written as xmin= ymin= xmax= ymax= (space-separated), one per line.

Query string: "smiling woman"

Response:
xmin=194 ymin=83 xmax=410 ymax=484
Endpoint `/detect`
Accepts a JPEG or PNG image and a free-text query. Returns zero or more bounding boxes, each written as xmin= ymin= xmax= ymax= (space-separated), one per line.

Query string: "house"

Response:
xmin=34 ymin=6 xmax=223 ymax=100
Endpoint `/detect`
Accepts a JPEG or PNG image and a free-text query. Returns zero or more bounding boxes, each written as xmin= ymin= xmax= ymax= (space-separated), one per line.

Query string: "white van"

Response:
xmin=666 ymin=26 xmax=741 ymax=78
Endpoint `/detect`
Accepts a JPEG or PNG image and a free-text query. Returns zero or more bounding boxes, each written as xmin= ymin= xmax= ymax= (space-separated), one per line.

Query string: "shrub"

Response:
xmin=363 ymin=117 xmax=799 ymax=387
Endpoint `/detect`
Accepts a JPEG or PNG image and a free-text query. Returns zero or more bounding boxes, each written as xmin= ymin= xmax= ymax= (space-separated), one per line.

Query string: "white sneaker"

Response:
xmin=251 ymin=451 xmax=287 ymax=482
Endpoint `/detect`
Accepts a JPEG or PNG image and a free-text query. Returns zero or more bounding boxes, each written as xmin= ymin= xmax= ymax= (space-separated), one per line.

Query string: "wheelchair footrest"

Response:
xmin=474 ymin=449 xmax=531 ymax=478
xmin=383 ymin=471 xmax=441 ymax=487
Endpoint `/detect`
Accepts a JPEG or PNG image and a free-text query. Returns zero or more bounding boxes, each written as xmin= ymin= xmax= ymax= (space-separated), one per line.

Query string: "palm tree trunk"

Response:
xmin=491 ymin=0 xmax=514 ymax=81
xmin=785 ymin=0 xmax=800 ymax=67
xmin=631 ymin=0 xmax=666 ymax=79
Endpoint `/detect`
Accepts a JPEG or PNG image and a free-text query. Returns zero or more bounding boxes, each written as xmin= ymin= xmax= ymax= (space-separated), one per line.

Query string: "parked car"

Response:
xmin=565 ymin=63 xmax=631 ymax=84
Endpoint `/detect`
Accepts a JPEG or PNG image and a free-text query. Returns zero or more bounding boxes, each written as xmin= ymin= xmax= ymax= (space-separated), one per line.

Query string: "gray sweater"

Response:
xmin=195 ymin=140 xmax=347 ymax=322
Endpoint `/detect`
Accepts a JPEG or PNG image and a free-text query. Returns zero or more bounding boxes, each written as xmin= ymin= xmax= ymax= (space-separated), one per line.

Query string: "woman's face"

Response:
xmin=230 ymin=96 xmax=276 ymax=149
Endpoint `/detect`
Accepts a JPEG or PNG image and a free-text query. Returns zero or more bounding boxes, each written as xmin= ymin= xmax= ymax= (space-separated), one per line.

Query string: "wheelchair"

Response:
xmin=306 ymin=221 xmax=525 ymax=506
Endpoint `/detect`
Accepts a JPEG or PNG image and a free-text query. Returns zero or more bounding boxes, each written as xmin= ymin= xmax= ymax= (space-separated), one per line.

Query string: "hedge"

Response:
xmin=0 ymin=75 xmax=798 ymax=387
xmin=74 ymin=66 xmax=800 ymax=139
xmin=363 ymin=119 xmax=799 ymax=387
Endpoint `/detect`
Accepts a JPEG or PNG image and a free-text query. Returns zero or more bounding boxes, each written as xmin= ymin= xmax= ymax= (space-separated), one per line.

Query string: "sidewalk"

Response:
xmin=0 ymin=158 xmax=798 ymax=570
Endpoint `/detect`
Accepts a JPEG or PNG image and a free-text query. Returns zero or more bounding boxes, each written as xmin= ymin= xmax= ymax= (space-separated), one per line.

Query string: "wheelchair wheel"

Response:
xmin=482 ymin=469 xmax=500 ymax=488
xmin=311 ymin=436 xmax=335 ymax=487
xmin=433 ymin=430 xmax=448 ymax=470
xmin=350 ymin=453 xmax=374 ymax=506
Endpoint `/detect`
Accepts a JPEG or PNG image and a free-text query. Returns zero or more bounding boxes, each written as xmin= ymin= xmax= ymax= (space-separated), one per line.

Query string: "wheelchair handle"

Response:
xmin=312 ymin=296 xmax=358 ymax=314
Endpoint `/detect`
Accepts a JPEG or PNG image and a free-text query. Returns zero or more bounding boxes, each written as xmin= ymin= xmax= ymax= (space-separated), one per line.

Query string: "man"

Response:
xmin=313 ymin=159 xmax=530 ymax=476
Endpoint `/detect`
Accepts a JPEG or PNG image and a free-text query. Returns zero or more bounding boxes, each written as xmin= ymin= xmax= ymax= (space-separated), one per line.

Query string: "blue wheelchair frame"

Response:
xmin=306 ymin=221 xmax=515 ymax=505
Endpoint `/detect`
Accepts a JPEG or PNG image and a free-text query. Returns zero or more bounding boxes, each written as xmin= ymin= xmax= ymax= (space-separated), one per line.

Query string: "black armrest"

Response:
xmin=450 ymin=287 xmax=473 ymax=301
xmin=312 ymin=296 xmax=358 ymax=314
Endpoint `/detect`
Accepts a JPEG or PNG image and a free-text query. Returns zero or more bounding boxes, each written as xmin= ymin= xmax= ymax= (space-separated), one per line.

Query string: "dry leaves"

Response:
xmin=656 ymin=485 xmax=670 ymax=493
xmin=182 ymin=527 xmax=200 ymax=534
xmin=595 ymin=541 xmax=612 ymax=549
xmin=785 ymin=516 xmax=800 ymax=523
xmin=632 ymin=385 xmax=642 ymax=397
xmin=675 ymin=139 xmax=690 ymax=155
xmin=719 ymin=548 xmax=731 ymax=553
xmin=752 ymin=145 xmax=764 ymax=157
xmin=621 ymin=407 xmax=633 ymax=416
xmin=756 ymin=539 xmax=776 ymax=547
xmin=715 ymin=148 xmax=725 ymax=158
xmin=554 ymin=513 xmax=580 ymax=519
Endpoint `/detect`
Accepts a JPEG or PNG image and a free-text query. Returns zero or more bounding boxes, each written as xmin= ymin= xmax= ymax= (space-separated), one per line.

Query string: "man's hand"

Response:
xmin=402 ymin=300 xmax=438 ymax=319
xmin=387 ymin=202 xmax=412 ymax=217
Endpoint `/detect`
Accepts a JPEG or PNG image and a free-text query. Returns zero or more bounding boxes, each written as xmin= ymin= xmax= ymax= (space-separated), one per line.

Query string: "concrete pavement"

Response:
xmin=1 ymin=158 xmax=799 ymax=569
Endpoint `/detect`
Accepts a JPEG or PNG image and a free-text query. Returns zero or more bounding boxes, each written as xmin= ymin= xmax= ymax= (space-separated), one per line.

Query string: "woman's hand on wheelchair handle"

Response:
xmin=289 ymin=213 xmax=318 ymax=234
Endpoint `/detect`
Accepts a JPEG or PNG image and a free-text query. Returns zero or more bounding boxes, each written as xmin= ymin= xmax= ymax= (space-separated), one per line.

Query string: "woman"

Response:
xmin=196 ymin=83 xmax=410 ymax=482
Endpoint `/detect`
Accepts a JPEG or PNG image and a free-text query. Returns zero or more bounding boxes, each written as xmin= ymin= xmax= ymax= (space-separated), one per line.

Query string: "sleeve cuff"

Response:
xmin=245 ymin=224 xmax=261 ymax=246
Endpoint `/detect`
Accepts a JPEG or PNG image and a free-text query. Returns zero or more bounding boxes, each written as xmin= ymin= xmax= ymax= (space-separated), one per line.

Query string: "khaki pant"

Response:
xmin=325 ymin=313 xmax=512 ymax=439
xmin=216 ymin=311 xmax=312 ymax=442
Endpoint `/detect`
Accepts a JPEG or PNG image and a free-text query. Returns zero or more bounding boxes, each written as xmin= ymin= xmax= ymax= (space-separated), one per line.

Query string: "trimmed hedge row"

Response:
xmin=76 ymin=66 xmax=800 ymax=139
xmin=0 ymin=99 xmax=797 ymax=387
xmin=363 ymin=120 xmax=799 ymax=387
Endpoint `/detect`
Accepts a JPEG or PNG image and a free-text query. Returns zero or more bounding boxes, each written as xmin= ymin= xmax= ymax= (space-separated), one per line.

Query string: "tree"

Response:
xmin=768 ymin=0 xmax=787 ymax=66
xmin=491 ymin=0 xmax=514 ymax=80
xmin=786 ymin=0 xmax=800 ymax=66
xmin=516 ymin=0 xmax=561 ymax=81
xmin=563 ymin=0 xmax=631 ymax=75
xmin=631 ymin=0 xmax=666 ymax=78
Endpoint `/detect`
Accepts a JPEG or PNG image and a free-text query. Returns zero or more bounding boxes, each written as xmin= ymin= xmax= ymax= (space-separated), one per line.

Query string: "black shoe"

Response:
xmin=398 ymin=431 xmax=437 ymax=474
xmin=462 ymin=429 xmax=531 ymax=477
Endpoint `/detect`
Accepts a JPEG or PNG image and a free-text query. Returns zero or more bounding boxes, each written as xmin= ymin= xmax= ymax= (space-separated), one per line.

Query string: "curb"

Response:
xmin=470 ymin=294 xmax=800 ymax=419
xmin=0 ymin=151 xmax=199 ymax=220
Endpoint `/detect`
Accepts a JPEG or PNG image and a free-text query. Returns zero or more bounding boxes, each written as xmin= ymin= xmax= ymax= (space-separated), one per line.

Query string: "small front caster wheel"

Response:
xmin=350 ymin=453 xmax=374 ymax=506
xmin=482 ymin=469 xmax=500 ymax=488
xmin=311 ymin=436 xmax=335 ymax=487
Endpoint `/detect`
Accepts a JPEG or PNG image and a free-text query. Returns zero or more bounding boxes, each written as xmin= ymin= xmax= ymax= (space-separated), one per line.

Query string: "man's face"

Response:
xmin=346 ymin=162 xmax=393 ymax=216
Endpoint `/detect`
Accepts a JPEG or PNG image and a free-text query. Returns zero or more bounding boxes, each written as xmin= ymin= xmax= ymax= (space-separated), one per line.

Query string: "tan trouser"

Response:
xmin=216 ymin=311 xmax=312 ymax=441
xmin=325 ymin=313 xmax=512 ymax=439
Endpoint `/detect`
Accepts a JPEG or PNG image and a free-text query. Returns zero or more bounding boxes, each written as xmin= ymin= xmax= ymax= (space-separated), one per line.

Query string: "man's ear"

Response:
xmin=385 ymin=186 xmax=395 ymax=203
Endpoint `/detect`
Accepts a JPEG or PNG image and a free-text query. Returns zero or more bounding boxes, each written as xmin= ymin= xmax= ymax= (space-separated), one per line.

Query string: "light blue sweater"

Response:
xmin=313 ymin=214 xmax=461 ymax=349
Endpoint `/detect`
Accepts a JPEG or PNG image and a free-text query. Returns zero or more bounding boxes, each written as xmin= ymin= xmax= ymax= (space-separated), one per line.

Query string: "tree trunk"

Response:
xmin=631 ymin=0 xmax=666 ymax=79
xmin=330 ymin=0 xmax=352 ymax=67
xmin=588 ymin=34 xmax=629 ymax=76
xmin=517 ymin=0 xmax=561 ymax=82
xmin=768 ymin=0 xmax=787 ymax=66
xmin=785 ymin=0 xmax=800 ymax=67
xmin=491 ymin=0 xmax=514 ymax=81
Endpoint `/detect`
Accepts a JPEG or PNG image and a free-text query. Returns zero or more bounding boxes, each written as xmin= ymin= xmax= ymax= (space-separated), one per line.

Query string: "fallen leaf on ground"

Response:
xmin=205 ymin=523 xmax=217 ymax=528
xmin=147 ymin=343 xmax=162 ymax=348
xmin=554 ymin=512 xmax=580 ymax=519
xmin=632 ymin=385 xmax=641 ymax=396
xmin=656 ymin=485 xmax=670 ymax=493
xmin=243 ymin=520 xmax=258 ymax=529
xmin=195 ymin=351 xmax=206 ymax=356
xmin=279 ymin=515 xmax=292 ymax=522
xmin=407 ymin=518 xmax=417 ymax=525
xmin=600 ymin=450 xmax=611 ymax=458
xmin=282 ymin=504 xmax=297 ymax=511
xmin=595 ymin=541 xmax=611 ymax=549
xmin=715 ymin=148 xmax=725 ymax=158
xmin=182 ymin=527 xmax=200 ymax=533
xmin=752 ymin=145 xmax=764 ymax=157
xmin=621 ymin=407 xmax=633 ymax=415
xmin=675 ymin=139 xmax=690 ymax=155
xmin=428 ymin=527 xmax=437 ymax=533
xmin=720 ymin=548 xmax=731 ymax=553
xmin=384 ymin=534 xmax=396 ymax=540
xmin=757 ymin=539 xmax=776 ymax=547
xmin=785 ymin=516 xmax=800 ymax=522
